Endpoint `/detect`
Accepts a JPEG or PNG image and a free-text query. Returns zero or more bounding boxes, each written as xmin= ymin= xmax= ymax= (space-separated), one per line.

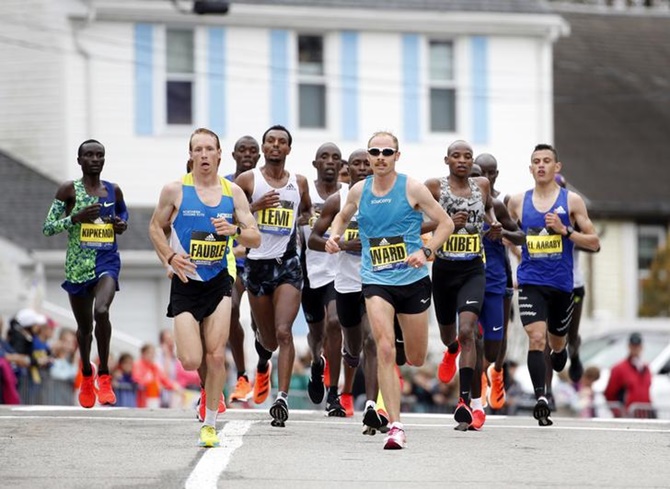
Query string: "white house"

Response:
xmin=0 ymin=0 xmax=569 ymax=354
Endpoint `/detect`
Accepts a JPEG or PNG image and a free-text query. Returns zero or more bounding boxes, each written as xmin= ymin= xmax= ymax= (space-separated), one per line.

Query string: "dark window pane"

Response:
xmin=298 ymin=35 xmax=323 ymax=76
xmin=299 ymin=83 xmax=326 ymax=128
xmin=167 ymin=81 xmax=192 ymax=125
xmin=638 ymin=234 xmax=661 ymax=270
xmin=430 ymin=88 xmax=456 ymax=132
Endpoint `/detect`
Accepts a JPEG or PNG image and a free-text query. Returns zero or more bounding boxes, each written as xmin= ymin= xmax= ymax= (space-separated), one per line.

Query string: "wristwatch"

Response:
xmin=421 ymin=246 xmax=432 ymax=259
xmin=564 ymin=226 xmax=574 ymax=238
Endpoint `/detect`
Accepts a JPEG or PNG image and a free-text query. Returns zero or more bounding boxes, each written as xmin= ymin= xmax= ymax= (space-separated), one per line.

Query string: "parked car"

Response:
xmin=515 ymin=329 xmax=670 ymax=416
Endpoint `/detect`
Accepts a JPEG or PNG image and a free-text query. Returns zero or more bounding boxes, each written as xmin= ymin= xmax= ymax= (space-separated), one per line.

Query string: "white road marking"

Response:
xmin=185 ymin=420 xmax=255 ymax=489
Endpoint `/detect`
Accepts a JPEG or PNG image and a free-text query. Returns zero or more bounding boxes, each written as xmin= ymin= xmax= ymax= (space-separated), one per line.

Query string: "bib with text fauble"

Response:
xmin=258 ymin=200 xmax=294 ymax=236
xmin=526 ymin=227 xmax=563 ymax=260
xmin=369 ymin=235 xmax=407 ymax=272
xmin=189 ymin=231 xmax=227 ymax=266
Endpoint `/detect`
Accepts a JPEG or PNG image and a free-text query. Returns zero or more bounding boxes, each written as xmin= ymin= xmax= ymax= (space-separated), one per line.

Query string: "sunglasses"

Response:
xmin=367 ymin=147 xmax=396 ymax=157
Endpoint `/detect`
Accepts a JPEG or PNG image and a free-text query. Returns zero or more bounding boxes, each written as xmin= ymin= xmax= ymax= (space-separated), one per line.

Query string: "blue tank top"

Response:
xmin=516 ymin=188 xmax=574 ymax=292
xmin=483 ymin=224 xmax=506 ymax=295
xmin=170 ymin=174 xmax=237 ymax=282
xmin=225 ymin=173 xmax=245 ymax=269
xmin=358 ymin=174 xmax=427 ymax=286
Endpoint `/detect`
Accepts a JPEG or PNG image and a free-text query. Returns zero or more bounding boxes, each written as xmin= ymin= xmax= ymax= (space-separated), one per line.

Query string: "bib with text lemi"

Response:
xmin=441 ymin=230 xmax=481 ymax=260
xmin=258 ymin=200 xmax=294 ymax=236
xmin=189 ymin=231 xmax=227 ymax=266
xmin=526 ymin=227 xmax=563 ymax=260
xmin=80 ymin=219 xmax=114 ymax=250
xmin=369 ymin=235 xmax=407 ymax=272
xmin=343 ymin=220 xmax=360 ymax=255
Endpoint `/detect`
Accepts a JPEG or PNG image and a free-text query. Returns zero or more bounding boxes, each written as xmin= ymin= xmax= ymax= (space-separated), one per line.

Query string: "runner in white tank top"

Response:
xmin=235 ymin=125 xmax=312 ymax=427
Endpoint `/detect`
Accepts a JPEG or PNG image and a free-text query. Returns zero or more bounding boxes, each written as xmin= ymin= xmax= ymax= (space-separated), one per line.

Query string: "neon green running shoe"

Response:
xmin=198 ymin=425 xmax=220 ymax=448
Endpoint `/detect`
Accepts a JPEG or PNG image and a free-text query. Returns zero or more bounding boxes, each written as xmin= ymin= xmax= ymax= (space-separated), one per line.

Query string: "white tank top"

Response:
xmin=302 ymin=179 xmax=338 ymax=288
xmin=573 ymin=248 xmax=585 ymax=288
xmin=334 ymin=186 xmax=362 ymax=294
xmin=247 ymin=167 xmax=301 ymax=260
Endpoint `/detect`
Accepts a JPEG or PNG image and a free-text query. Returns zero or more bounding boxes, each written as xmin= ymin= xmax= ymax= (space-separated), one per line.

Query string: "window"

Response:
xmin=298 ymin=35 xmax=326 ymax=129
xmin=428 ymin=40 xmax=456 ymax=132
xmin=637 ymin=224 xmax=667 ymax=311
xmin=166 ymin=29 xmax=194 ymax=125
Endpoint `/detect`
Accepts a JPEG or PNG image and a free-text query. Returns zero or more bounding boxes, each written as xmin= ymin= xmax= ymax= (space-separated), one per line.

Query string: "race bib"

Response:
xmin=369 ymin=235 xmax=407 ymax=272
xmin=526 ymin=228 xmax=563 ymax=260
xmin=440 ymin=232 xmax=481 ymax=260
xmin=80 ymin=222 xmax=114 ymax=250
xmin=343 ymin=220 xmax=360 ymax=256
xmin=258 ymin=200 xmax=294 ymax=236
xmin=189 ymin=231 xmax=227 ymax=266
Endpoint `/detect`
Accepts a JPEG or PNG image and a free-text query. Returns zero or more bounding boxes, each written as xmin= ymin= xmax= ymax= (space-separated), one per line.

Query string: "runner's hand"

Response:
xmin=325 ymin=235 xmax=341 ymax=254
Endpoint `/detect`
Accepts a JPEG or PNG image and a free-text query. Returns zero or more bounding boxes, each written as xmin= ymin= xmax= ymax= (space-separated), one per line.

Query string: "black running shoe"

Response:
xmin=550 ymin=348 xmax=568 ymax=372
xmin=270 ymin=398 xmax=289 ymax=427
xmin=307 ymin=355 xmax=325 ymax=404
xmin=568 ymin=355 xmax=584 ymax=383
xmin=533 ymin=396 xmax=553 ymax=427
xmin=326 ymin=396 xmax=346 ymax=417
xmin=363 ymin=405 xmax=383 ymax=431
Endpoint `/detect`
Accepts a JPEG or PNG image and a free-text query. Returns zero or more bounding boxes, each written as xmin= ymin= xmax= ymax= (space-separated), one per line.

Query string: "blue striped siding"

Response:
xmin=270 ymin=30 xmax=289 ymax=126
xmin=208 ymin=27 xmax=226 ymax=137
xmin=472 ymin=36 xmax=489 ymax=144
xmin=402 ymin=34 xmax=420 ymax=143
xmin=341 ymin=31 xmax=359 ymax=141
xmin=134 ymin=24 xmax=153 ymax=136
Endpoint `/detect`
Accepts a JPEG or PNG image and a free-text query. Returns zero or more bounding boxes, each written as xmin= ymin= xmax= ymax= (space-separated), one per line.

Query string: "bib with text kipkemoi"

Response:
xmin=258 ymin=200 xmax=294 ymax=236
xmin=189 ymin=231 xmax=227 ymax=266
xmin=526 ymin=227 xmax=563 ymax=260
xmin=80 ymin=218 xmax=114 ymax=250
xmin=369 ymin=235 xmax=407 ymax=272
xmin=441 ymin=230 xmax=482 ymax=260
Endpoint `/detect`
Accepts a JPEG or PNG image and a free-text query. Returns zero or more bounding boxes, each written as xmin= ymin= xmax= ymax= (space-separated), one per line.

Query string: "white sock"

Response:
xmin=365 ymin=399 xmax=376 ymax=411
xmin=471 ymin=397 xmax=484 ymax=411
xmin=390 ymin=421 xmax=404 ymax=430
xmin=204 ymin=407 xmax=217 ymax=427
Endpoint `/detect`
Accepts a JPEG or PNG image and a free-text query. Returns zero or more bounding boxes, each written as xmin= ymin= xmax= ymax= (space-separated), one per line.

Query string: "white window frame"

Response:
xmin=296 ymin=33 xmax=330 ymax=131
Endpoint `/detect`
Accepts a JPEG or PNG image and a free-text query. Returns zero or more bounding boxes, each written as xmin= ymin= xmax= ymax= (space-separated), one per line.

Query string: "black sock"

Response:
xmin=327 ymin=386 xmax=338 ymax=401
xmin=255 ymin=339 xmax=272 ymax=372
xmin=237 ymin=371 xmax=247 ymax=380
xmin=459 ymin=367 xmax=474 ymax=404
xmin=447 ymin=341 xmax=459 ymax=354
xmin=528 ymin=350 xmax=546 ymax=399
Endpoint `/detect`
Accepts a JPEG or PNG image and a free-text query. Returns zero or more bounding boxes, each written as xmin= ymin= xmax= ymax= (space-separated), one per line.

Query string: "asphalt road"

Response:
xmin=1 ymin=405 xmax=668 ymax=489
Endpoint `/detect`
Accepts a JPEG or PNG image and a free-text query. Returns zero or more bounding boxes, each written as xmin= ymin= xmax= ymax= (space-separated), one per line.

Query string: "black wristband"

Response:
xmin=167 ymin=252 xmax=177 ymax=265
xmin=236 ymin=226 xmax=242 ymax=236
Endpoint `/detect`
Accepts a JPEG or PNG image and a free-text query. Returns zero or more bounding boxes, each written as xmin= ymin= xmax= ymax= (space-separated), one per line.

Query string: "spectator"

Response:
xmin=113 ymin=352 xmax=138 ymax=407
xmin=49 ymin=327 xmax=79 ymax=405
xmin=10 ymin=309 xmax=52 ymax=404
xmin=133 ymin=343 xmax=178 ymax=408
xmin=0 ymin=317 xmax=29 ymax=404
xmin=575 ymin=365 xmax=600 ymax=418
xmin=604 ymin=332 xmax=654 ymax=417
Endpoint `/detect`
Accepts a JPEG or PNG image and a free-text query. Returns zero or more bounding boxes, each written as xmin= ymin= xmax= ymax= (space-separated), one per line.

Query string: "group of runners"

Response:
xmin=42 ymin=125 xmax=600 ymax=450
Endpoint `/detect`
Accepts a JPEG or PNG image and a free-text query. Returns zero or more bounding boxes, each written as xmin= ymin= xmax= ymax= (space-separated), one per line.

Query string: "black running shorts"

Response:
xmin=362 ymin=276 xmax=432 ymax=315
xmin=167 ymin=269 xmax=233 ymax=322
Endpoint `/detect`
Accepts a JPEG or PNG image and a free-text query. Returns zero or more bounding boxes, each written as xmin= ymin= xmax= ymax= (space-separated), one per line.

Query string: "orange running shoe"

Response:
xmin=453 ymin=398 xmax=473 ymax=431
xmin=470 ymin=409 xmax=486 ymax=431
xmin=253 ymin=362 xmax=272 ymax=404
xmin=480 ymin=371 xmax=489 ymax=409
xmin=487 ymin=364 xmax=506 ymax=410
xmin=229 ymin=376 xmax=253 ymax=403
xmin=97 ymin=374 xmax=117 ymax=405
xmin=197 ymin=388 xmax=227 ymax=422
xmin=340 ymin=392 xmax=354 ymax=417
xmin=78 ymin=373 xmax=97 ymax=408
xmin=323 ymin=358 xmax=331 ymax=389
xmin=437 ymin=344 xmax=460 ymax=384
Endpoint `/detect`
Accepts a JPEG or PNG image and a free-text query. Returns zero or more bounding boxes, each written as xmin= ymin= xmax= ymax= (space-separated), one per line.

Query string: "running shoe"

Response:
xmin=480 ymin=372 xmax=489 ymax=409
xmin=340 ymin=392 xmax=354 ymax=417
xmin=378 ymin=408 xmax=390 ymax=434
xmin=569 ymin=355 xmax=584 ymax=383
xmin=533 ymin=396 xmax=553 ymax=427
xmin=307 ymin=355 xmax=325 ymax=404
xmin=437 ymin=344 xmax=460 ymax=384
xmin=453 ymin=398 xmax=473 ymax=431
xmin=198 ymin=425 xmax=220 ymax=448
xmin=97 ymin=374 xmax=116 ymax=405
xmin=326 ymin=395 xmax=346 ymax=417
xmin=253 ymin=362 xmax=272 ymax=404
xmin=550 ymin=348 xmax=568 ymax=372
xmin=383 ymin=423 xmax=406 ymax=449
xmin=270 ymin=397 xmax=289 ymax=427
xmin=487 ymin=364 xmax=506 ymax=410
xmin=78 ymin=373 xmax=97 ymax=408
xmin=229 ymin=376 xmax=253 ymax=403
xmin=469 ymin=409 xmax=486 ymax=431
xmin=196 ymin=389 xmax=227 ymax=422
xmin=362 ymin=404 xmax=383 ymax=435
xmin=323 ymin=357 xmax=331 ymax=389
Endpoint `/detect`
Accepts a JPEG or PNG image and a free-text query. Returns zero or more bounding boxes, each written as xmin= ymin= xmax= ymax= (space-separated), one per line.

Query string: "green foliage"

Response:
xmin=639 ymin=238 xmax=670 ymax=317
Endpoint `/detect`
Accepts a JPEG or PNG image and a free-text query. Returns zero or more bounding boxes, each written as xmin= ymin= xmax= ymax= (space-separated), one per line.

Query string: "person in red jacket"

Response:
xmin=604 ymin=332 xmax=654 ymax=418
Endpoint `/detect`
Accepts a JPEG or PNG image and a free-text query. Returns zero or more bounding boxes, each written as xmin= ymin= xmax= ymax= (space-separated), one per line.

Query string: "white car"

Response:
xmin=515 ymin=329 xmax=670 ymax=417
